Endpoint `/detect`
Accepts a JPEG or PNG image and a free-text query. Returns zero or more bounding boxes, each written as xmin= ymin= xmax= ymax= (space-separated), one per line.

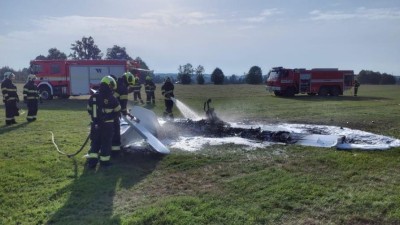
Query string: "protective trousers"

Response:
xmin=133 ymin=91 xmax=143 ymax=104
xmin=26 ymin=99 xmax=38 ymax=122
xmin=164 ymin=99 xmax=174 ymax=118
xmin=112 ymin=118 xmax=122 ymax=154
xmin=87 ymin=122 xmax=114 ymax=167
xmin=5 ymin=100 xmax=18 ymax=125
xmin=146 ymin=91 xmax=155 ymax=104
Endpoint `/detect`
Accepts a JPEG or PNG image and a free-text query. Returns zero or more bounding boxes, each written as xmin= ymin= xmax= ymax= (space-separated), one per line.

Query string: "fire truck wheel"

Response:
xmin=329 ymin=87 xmax=340 ymax=96
xmin=39 ymin=86 xmax=53 ymax=100
xmin=285 ymin=87 xmax=295 ymax=97
xmin=274 ymin=91 xmax=283 ymax=96
xmin=318 ymin=87 xmax=329 ymax=96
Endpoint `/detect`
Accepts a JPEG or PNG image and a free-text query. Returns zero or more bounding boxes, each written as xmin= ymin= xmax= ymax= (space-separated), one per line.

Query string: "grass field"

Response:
xmin=1 ymin=84 xmax=400 ymax=224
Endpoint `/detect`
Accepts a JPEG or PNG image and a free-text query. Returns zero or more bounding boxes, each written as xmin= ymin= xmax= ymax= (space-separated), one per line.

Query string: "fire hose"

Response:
xmin=50 ymin=113 xmax=138 ymax=158
xmin=50 ymin=131 xmax=90 ymax=158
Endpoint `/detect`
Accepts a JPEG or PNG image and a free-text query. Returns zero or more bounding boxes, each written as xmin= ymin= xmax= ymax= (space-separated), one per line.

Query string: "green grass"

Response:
xmin=1 ymin=84 xmax=400 ymax=224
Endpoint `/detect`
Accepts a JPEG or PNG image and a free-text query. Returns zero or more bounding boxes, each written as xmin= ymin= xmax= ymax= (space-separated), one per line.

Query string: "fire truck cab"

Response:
xmin=266 ymin=67 xmax=355 ymax=97
xmin=29 ymin=59 xmax=141 ymax=100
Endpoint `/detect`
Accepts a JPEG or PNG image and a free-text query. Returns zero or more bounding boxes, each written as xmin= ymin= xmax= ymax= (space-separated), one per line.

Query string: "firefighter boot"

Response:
xmin=100 ymin=160 xmax=112 ymax=168
xmin=86 ymin=158 xmax=98 ymax=169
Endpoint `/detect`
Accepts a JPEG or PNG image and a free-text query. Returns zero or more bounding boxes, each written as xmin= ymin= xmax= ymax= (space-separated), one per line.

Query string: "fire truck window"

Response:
xmin=51 ymin=64 xmax=61 ymax=74
xmin=30 ymin=64 xmax=42 ymax=74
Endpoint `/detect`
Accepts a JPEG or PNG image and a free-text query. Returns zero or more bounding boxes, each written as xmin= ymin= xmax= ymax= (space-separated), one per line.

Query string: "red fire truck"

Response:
xmin=265 ymin=67 xmax=355 ymax=97
xmin=29 ymin=59 xmax=144 ymax=100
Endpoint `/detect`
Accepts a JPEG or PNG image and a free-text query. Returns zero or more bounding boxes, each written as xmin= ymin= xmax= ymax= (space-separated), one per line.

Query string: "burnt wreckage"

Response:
xmin=161 ymin=99 xmax=295 ymax=144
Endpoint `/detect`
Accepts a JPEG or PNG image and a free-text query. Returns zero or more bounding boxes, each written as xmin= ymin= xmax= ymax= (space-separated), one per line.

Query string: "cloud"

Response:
xmin=310 ymin=7 xmax=400 ymax=21
xmin=242 ymin=8 xmax=282 ymax=23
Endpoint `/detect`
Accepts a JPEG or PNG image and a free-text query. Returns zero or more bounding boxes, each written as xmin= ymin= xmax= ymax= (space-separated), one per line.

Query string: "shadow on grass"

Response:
xmin=276 ymin=95 xmax=390 ymax=102
xmin=37 ymin=99 xmax=88 ymax=112
xmin=47 ymin=152 xmax=163 ymax=225
xmin=0 ymin=121 xmax=29 ymax=135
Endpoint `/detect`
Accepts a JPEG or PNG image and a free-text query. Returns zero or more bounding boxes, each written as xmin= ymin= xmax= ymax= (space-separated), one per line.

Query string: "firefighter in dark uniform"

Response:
xmin=1 ymin=72 xmax=19 ymax=125
xmin=145 ymin=75 xmax=156 ymax=105
xmin=354 ymin=79 xmax=360 ymax=96
xmin=111 ymin=72 xmax=134 ymax=155
xmin=161 ymin=77 xmax=175 ymax=119
xmin=132 ymin=74 xmax=144 ymax=104
xmin=23 ymin=74 xmax=40 ymax=122
xmin=86 ymin=76 xmax=121 ymax=168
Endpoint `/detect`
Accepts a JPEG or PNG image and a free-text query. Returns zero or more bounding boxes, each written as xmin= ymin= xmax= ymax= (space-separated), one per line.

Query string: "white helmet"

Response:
xmin=4 ymin=72 xmax=15 ymax=79
xmin=27 ymin=74 xmax=37 ymax=81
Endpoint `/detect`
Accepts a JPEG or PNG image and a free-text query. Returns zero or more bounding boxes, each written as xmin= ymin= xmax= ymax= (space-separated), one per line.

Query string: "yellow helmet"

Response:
xmin=101 ymin=75 xmax=117 ymax=90
xmin=123 ymin=72 xmax=134 ymax=85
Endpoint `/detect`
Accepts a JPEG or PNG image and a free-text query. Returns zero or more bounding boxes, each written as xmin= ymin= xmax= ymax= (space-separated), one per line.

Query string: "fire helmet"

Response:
xmin=27 ymin=74 xmax=37 ymax=81
xmin=4 ymin=72 xmax=15 ymax=79
xmin=123 ymin=72 xmax=134 ymax=85
xmin=101 ymin=75 xmax=117 ymax=90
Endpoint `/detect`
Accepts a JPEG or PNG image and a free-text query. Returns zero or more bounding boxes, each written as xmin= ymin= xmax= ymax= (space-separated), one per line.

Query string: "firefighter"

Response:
xmin=145 ymin=75 xmax=156 ymax=105
xmin=111 ymin=72 xmax=134 ymax=155
xmin=86 ymin=75 xmax=121 ymax=169
xmin=161 ymin=77 xmax=175 ymax=119
xmin=23 ymin=74 xmax=40 ymax=122
xmin=1 ymin=72 xmax=20 ymax=125
xmin=132 ymin=74 xmax=144 ymax=104
xmin=354 ymin=79 xmax=360 ymax=96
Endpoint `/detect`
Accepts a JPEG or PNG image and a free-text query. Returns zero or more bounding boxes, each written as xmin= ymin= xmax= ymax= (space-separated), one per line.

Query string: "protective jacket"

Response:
xmin=23 ymin=80 xmax=39 ymax=121
xmin=1 ymin=78 xmax=19 ymax=125
xmin=87 ymin=91 xmax=121 ymax=124
xmin=161 ymin=81 xmax=174 ymax=100
xmin=114 ymin=77 xmax=129 ymax=115
xmin=145 ymin=80 xmax=156 ymax=104
xmin=1 ymin=78 xmax=19 ymax=103
xmin=161 ymin=80 xmax=175 ymax=118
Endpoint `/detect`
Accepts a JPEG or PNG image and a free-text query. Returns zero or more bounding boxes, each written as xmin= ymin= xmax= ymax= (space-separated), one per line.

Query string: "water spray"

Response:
xmin=171 ymin=97 xmax=202 ymax=120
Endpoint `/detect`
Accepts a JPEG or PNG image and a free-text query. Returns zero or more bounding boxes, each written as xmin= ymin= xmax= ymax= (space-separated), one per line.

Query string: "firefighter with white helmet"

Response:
xmin=23 ymin=74 xmax=40 ymax=122
xmin=86 ymin=75 xmax=121 ymax=169
xmin=144 ymin=75 xmax=156 ymax=105
xmin=1 ymin=72 xmax=20 ymax=125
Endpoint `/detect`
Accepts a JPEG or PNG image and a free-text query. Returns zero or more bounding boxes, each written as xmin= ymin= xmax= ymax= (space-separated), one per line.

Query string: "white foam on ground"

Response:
xmin=166 ymin=136 xmax=272 ymax=152
xmin=160 ymin=121 xmax=400 ymax=151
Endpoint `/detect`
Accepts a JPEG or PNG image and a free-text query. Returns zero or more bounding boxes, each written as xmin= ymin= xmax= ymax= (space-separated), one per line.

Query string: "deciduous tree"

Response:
xmin=106 ymin=45 xmax=132 ymax=60
xmin=211 ymin=67 xmax=224 ymax=85
xmin=246 ymin=66 xmax=263 ymax=84
xmin=69 ymin=36 xmax=103 ymax=59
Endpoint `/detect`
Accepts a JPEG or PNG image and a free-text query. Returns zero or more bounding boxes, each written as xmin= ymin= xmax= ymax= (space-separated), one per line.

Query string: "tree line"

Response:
xmin=1 ymin=36 xmax=149 ymax=82
xmin=176 ymin=64 xmax=264 ymax=85
xmin=357 ymin=70 xmax=397 ymax=85
xmin=0 ymin=35 xmax=397 ymax=84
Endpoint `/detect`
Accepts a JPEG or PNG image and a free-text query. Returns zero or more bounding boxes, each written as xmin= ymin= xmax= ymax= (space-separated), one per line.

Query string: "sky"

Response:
xmin=0 ymin=0 xmax=399 ymax=75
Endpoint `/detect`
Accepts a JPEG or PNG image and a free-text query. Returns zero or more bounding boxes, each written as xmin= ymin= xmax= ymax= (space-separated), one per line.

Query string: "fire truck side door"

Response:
xmin=299 ymin=73 xmax=311 ymax=93
xmin=70 ymin=66 xmax=90 ymax=95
